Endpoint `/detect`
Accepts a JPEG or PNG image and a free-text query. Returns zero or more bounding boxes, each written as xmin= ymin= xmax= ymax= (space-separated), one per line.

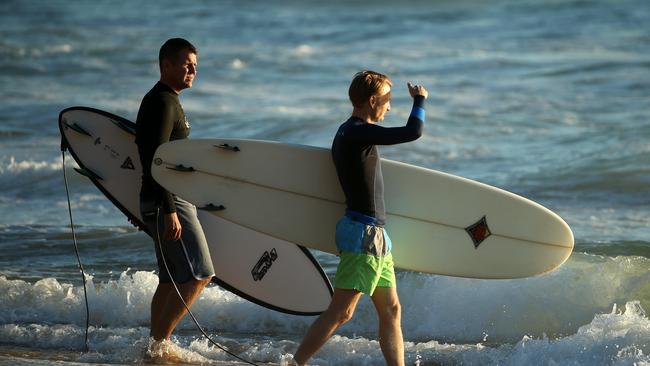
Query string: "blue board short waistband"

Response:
xmin=345 ymin=209 xmax=382 ymax=227
xmin=336 ymin=214 xmax=392 ymax=255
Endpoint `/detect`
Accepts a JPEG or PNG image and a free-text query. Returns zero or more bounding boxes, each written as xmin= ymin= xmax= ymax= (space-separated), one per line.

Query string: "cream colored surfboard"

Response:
xmin=152 ymin=138 xmax=574 ymax=279
xmin=59 ymin=108 xmax=332 ymax=315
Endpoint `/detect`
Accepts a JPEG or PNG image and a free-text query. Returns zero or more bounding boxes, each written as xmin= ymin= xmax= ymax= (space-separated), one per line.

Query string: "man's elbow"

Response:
xmin=412 ymin=122 xmax=423 ymax=139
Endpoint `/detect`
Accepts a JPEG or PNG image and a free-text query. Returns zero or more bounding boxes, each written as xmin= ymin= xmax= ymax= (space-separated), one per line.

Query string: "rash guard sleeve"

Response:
xmin=345 ymin=95 xmax=425 ymax=146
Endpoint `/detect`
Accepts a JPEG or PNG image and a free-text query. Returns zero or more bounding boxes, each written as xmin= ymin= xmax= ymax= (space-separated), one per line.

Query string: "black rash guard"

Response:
xmin=135 ymin=82 xmax=190 ymax=214
xmin=332 ymin=95 xmax=425 ymax=225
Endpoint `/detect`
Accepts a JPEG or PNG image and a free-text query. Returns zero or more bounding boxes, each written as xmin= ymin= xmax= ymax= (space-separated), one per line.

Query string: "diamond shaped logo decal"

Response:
xmin=465 ymin=216 xmax=491 ymax=249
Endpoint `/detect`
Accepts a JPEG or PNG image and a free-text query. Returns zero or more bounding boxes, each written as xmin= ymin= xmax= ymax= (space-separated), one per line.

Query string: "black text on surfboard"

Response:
xmin=252 ymin=248 xmax=278 ymax=281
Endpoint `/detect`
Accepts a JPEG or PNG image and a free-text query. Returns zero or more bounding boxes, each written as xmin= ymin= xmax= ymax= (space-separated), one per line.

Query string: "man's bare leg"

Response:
xmin=150 ymin=277 xmax=212 ymax=341
xmin=150 ymin=283 xmax=170 ymax=339
xmin=293 ymin=288 xmax=363 ymax=365
xmin=371 ymin=287 xmax=404 ymax=366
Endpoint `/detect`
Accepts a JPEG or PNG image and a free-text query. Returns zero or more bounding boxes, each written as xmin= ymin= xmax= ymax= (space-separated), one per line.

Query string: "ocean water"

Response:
xmin=1 ymin=0 xmax=649 ymax=365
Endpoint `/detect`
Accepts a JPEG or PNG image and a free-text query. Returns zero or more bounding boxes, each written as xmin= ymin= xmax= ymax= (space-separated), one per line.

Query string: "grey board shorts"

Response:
xmin=141 ymin=196 xmax=215 ymax=284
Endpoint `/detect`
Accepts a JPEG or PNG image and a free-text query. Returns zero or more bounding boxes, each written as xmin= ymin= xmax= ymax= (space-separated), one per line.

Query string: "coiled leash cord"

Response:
xmin=61 ymin=151 xmax=91 ymax=352
xmin=154 ymin=208 xmax=259 ymax=366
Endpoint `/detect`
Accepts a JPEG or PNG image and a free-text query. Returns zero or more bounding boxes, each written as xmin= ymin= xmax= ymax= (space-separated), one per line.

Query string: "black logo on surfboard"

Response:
xmin=465 ymin=216 xmax=492 ymax=249
xmin=121 ymin=157 xmax=135 ymax=170
xmin=252 ymin=248 xmax=278 ymax=281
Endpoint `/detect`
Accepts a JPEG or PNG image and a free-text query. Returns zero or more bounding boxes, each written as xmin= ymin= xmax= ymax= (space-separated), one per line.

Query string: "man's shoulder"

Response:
xmin=337 ymin=117 xmax=373 ymax=138
xmin=337 ymin=117 xmax=362 ymax=131
xmin=333 ymin=118 xmax=364 ymax=150
xmin=143 ymin=81 xmax=177 ymax=101
xmin=136 ymin=85 xmax=173 ymax=123
xmin=144 ymin=85 xmax=177 ymax=104
xmin=335 ymin=119 xmax=352 ymax=139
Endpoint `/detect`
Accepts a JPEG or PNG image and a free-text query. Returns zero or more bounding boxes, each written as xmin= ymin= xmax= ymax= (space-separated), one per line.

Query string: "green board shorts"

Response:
xmin=334 ymin=214 xmax=396 ymax=295
xmin=335 ymin=251 xmax=396 ymax=295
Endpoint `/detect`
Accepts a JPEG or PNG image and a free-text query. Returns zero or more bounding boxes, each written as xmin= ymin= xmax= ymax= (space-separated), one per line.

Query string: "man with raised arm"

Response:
xmin=293 ymin=70 xmax=428 ymax=366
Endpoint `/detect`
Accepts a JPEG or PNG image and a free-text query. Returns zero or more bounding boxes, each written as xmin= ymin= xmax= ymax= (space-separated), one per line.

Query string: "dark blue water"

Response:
xmin=1 ymin=0 xmax=649 ymax=364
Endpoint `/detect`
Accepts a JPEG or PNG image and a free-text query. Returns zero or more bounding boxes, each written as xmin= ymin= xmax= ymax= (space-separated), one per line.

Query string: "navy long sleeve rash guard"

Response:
xmin=332 ymin=95 xmax=425 ymax=225
xmin=135 ymin=82 xmax=190 ymax=214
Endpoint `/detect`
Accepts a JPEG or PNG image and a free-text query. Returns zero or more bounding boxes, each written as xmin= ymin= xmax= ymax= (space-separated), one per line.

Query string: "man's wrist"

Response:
xmin=410 ymin=95 xmax=426 ymax=122
xmin=413 ymin=94 xmax=426 ymax=106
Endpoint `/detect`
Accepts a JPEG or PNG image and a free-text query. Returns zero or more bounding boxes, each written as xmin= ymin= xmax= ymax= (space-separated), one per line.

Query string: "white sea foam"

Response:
xmin=1 ymin=302 xmax=648 ymax=366
xmin=290 ymin=44 xmax=315 ymax=57
xmin=12 ymin=44 xmax=73 ymax=59
xmin=0 ymin=156 xmax=63 ymax=175
xmin=231 ymin=58 xmax=246 ymax=69
xmin=397 ymin=253 xmax=650 ymax=343
xmin=54 ymin=194 xmax=112 ymax=212
xmin=2 ymin=253 xmax=649 ymax=339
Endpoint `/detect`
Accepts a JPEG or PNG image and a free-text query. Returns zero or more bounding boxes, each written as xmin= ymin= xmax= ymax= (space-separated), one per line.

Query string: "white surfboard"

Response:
xmin=152 ymin=138 xmax=574 ymax=279
xmin=59 ymin=107 xmax=332 ymax=315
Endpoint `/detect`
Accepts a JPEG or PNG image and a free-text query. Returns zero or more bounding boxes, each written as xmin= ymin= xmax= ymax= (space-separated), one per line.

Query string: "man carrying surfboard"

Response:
xmin=135 ymin=38 xmax=214 ymax=359
xmin=293 ymin=71 xmax=427 ymax=366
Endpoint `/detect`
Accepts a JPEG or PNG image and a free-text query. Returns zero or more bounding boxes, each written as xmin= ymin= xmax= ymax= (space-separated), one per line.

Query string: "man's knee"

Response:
xmin=198 ymin=277 xmax=212 ymax=287
xmin=379 ymin=299 xmax=401 ymax=321
xmin=189 ymin=277 xmax=212 ymax=292
xmin=325 ymin=305 xmax=355 ymax=326
xmin=339 ymin=307 xmax=356 ymax=324
xmin=175 ymin=277 xmax=211 ymax=293
xmin=185 ymin=276 xmax=211 ymax=285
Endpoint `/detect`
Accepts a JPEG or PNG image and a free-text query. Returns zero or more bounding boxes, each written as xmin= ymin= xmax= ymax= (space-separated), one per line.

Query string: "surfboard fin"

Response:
xmin=74 ymin=167 xmax=103 ymax=181
xmin=109 ymin=118 xmax=136 ymax=135
xmin=199 ymin=204 xmax=226 ymax=211
xmin=62 ymin=120 xmax=92 ymax=137
xmin=167 ymin=164 xmax=195 ymax=172
xmin=215 ymin=143 xmax=240 ymax=152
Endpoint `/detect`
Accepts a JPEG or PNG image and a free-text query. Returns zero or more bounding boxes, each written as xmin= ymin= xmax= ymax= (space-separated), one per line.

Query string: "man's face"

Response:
xmin=370 ymin=84 xmax=391 ymax=123
xmin=164 ymin=49 xmax=197 ymax=92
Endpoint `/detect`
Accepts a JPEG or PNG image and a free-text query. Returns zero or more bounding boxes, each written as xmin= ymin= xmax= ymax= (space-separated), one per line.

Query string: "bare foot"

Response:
xmin=280 ymin=354 xmax=299 ymax=366
xmin=144 ymin=339 xmax=185 ymax=364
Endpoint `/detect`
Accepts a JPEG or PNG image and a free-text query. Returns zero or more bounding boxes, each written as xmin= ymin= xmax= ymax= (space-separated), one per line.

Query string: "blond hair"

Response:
xmin=348 ymin=70 xmax=392 ymax=108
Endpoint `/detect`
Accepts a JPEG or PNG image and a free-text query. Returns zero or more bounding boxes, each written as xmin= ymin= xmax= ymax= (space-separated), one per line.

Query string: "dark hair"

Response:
xmin=348 ymin=70 xmax=392 ymax=108
xmin=158 ymin=38 xmax=197 ymax=71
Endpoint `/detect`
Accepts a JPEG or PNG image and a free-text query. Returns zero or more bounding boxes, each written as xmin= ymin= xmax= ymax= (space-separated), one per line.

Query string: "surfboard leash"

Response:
xmin=154 ymin=208 xmax=260 ymax=366
xmin=61 ymin=149 xmax=91 ymax=353
xmin=59 ymin=138 xmax=256 ymax=363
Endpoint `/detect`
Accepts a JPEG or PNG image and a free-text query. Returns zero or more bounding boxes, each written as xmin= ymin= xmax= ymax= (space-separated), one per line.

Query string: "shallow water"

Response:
xmin=1 ymin=0 xmax=649 ymax=364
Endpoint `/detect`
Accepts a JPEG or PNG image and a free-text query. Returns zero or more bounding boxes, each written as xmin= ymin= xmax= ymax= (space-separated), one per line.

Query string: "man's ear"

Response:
xmin=368 ymin=95 xmax=376 ymax=109
xmin=161 ymin=59 xmax=172 ymax=73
